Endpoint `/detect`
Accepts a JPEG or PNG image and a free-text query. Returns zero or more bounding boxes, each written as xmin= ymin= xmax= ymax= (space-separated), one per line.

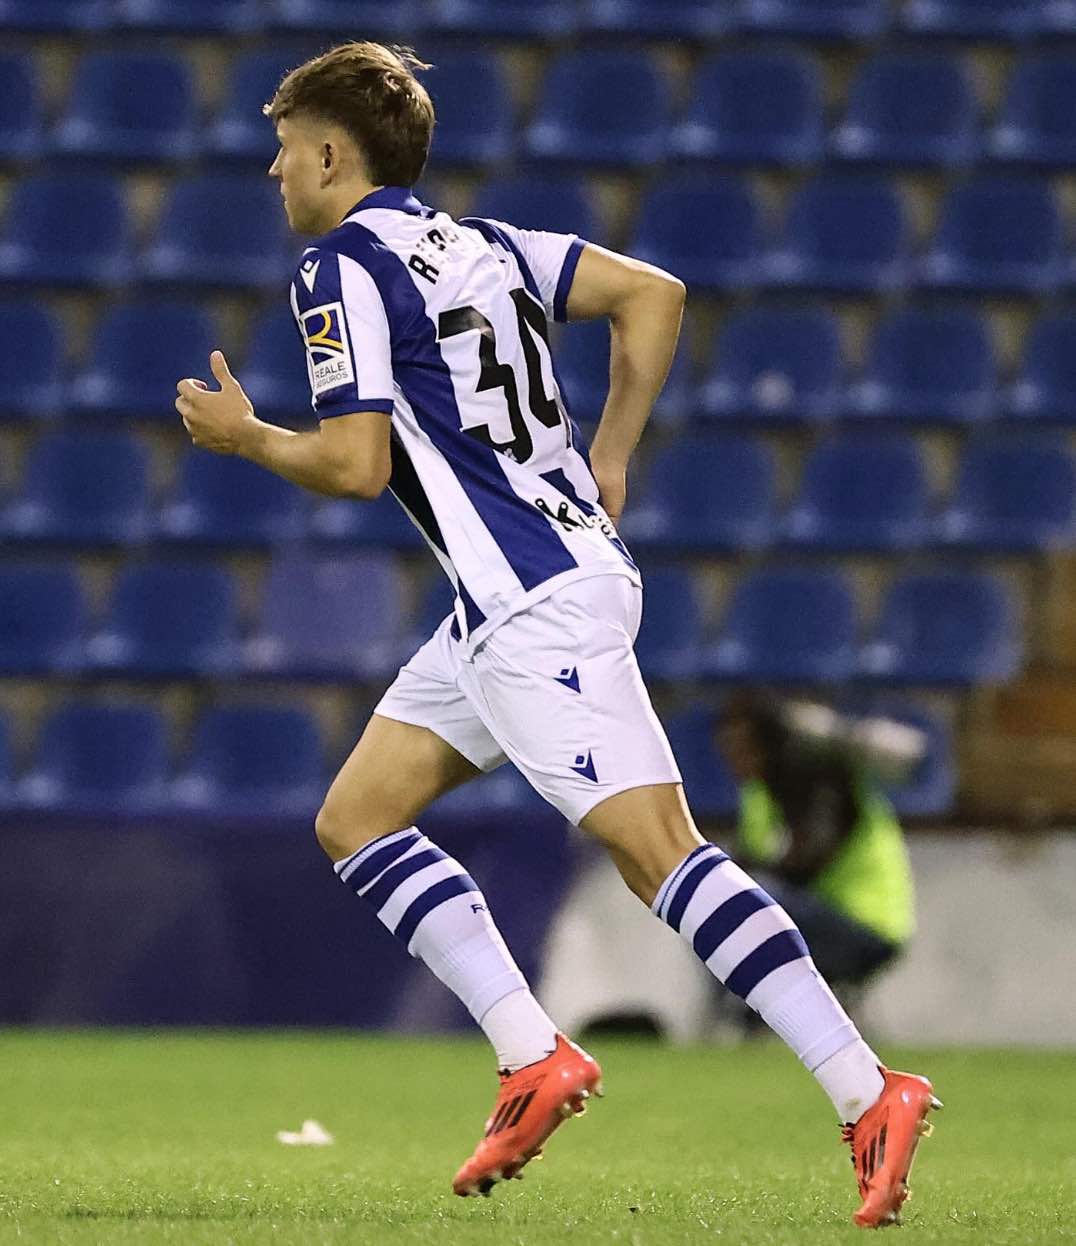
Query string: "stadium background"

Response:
xmin=0 ymin=0 xmax=1074 ymax=1049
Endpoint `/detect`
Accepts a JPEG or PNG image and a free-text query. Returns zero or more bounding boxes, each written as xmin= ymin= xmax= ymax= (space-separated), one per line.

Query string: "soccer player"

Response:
xmin=175 ymin=42 xmax=940 ymax=1227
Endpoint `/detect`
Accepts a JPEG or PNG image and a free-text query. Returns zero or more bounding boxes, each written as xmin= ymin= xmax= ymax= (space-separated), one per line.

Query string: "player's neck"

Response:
xmin=320 ymin=180 xmax=385 ymax=232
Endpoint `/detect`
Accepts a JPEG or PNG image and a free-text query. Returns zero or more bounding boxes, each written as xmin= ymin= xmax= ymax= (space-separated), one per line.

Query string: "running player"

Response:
xmin=174 ymin=42 xmax=939 ymax=1227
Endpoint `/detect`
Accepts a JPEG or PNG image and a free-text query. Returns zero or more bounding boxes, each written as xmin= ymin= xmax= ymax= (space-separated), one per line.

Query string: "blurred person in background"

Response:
xmin=717 ymin=692 xmax=920 ymax=998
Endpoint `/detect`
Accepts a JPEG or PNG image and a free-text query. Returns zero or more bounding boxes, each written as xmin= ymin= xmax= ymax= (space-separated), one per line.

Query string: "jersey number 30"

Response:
xmin=438 ymin=288 xmax=567 ymax=464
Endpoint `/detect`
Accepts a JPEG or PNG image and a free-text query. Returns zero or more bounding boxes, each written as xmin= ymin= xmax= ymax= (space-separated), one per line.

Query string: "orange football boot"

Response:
xmin=842 ymin=1066 xmax=943 ymax=1228
xmin=453 ymin=1033 xmax=603 ymax=1197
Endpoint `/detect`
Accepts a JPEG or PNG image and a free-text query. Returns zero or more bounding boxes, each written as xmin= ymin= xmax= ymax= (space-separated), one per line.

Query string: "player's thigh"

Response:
xmin=315 ymin=713 xmax=480 ymax=861
xmin=580 ymin=781 xmax=705 ymax=905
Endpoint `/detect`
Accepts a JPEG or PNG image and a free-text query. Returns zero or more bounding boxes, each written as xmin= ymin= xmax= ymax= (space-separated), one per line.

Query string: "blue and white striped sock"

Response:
xmin=335 ymin=827 xmax=557 ymax=1071
xmin=654 ymin=843 xmax=884 ymax=1120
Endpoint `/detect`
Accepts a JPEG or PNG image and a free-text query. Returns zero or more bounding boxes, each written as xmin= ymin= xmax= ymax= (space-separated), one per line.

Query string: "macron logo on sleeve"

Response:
xmin=300 ymin=256 xmax=321 ymax=294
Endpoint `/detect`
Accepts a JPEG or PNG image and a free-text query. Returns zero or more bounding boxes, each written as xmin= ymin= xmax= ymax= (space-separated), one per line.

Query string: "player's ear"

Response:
xmin=319 ymin=142 xmax=335 ymax=186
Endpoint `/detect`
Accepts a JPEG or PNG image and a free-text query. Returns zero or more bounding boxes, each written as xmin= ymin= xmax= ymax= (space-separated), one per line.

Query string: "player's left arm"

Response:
xmin=176 ymin=351 xmax=391 ymax=498
xmin=564 ymin=244 xmax=686 ymax=523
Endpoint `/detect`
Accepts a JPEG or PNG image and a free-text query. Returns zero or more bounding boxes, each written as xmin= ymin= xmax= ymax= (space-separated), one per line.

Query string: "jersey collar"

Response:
xmin=343 ymin=185 xmax=425 ymax=218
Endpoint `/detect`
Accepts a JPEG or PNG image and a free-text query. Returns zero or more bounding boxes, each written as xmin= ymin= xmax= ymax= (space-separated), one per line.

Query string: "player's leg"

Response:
xmin=466 ymin=575 xmax=938 ymax=1223
xmin=316 ymin=619 xmax=559 ymax=1077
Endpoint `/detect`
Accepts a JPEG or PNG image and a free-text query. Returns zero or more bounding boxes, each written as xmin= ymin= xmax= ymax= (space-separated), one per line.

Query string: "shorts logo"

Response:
xmin=571 ymin=750 xmax=598 ymax=783
xmin=300 ymin=301 xmax=355 ymax=397
xmin=554 ymin=666 xmax=580 ymax=694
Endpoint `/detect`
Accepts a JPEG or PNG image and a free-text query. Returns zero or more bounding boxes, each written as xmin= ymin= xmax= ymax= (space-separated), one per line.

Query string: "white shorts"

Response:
xmin=375 ymin=573 xmax=682 ymax=826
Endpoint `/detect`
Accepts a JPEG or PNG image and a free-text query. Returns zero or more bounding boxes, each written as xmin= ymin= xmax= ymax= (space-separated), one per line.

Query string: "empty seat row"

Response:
xmin=4 ymin=431 xmax=1073 ymax=556
xmin=0 ymin=700 xmax=326 ymax=818
xmin=0 ymin=0 xmax=1070 ymax=41
xmin=12 ymin=298 xmax=1076 ymax=428
xmin=0 ymin=557 xmax=1022 ymax=687
xmin=8 ymin=170 xmax=1076 ymax=296
xmin=620 ymin=434 xmax=1076 ymax=553
xmin=634 ymin=566 xmax=1022 ymax=686
xmin=0 ymin=693 xmax=953 ymax=821
xmin=8 ymin=50 xmax=1076 ymax=169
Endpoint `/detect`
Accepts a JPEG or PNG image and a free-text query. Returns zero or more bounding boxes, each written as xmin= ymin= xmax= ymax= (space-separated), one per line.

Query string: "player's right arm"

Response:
xmin=564 ymin=245 xmax=686 ymax=523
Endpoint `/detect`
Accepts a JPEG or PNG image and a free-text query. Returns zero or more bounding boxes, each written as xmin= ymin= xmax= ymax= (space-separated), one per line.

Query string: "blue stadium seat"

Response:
xmin=990 ymin=56 xmax=1076 ymax=167
xmin=310 ymin=493 xmax=425 ymax=550
xmin=918 ymin=177 xmax=1062 ymax=295
xmin=706 ymin=568 xmax=857 ymax=683
xmin=1008 ymin=313 xmax=1076 ymax=423
xmin=837 ymin=695 xmax=955 ymax=817
xmin=580 ymin=0 xmax=731 ymax=38
xmin=158 ymin=451 xmax=308 ymax=547
xmin=0 ymin=54 xmax=43 ymax=160
xmin=140 ymin=175 xmax=291 ymax=291
xmin=859 ymin=571 xmax=1021 ymax=684
xmin=0 ymin=299 xmax=62 ymax=421
xmin=847 ymin=307 xmax=997 ymax=424
xmin=268 ymin=0 xmax=423 ymax=33
xmin=0 ymin=431 xmax=150 ymax=545
xmin=619 ymin=436 xmax=776 ymax=552
xmin=935 ymin=435 xmax=1076 ymax=551
xmin=0 ymin=0 xmax=111 ymax=31
xmin=699 ymin=307 xmax=842 ymax=424
xmin=900 ymin=0 xmax=1040 ymax=39
xmin=739 ymin=0 xmax=888 ymax=39
xmin=426 ymin=763 xmax=548 ymax=824
xmin=767 ymin=176 xmax=909 ymax=293
xmin=241 ymin=306 xmax=310 ymax=427
xmin=524 ymin=51 xmax=669 ymax=167
xmin=87 ymin=562 xmax=240 ymax=677
xmin=0 ymin=564 xmax=86 ymax=674
xmin=0 ymin=173 xmax=131 ymax=286
xmin=207 ymin=52 xmax=300 ymax=163
xmin=173 ymin=704 xmax=325 ymax=819
xmin=832 ymin=53 xmax=978 ymax=167
xmin=246 ymin=551 xmax=405 ymax=680
xmin=428 ymin=0 xmax=577 ymax=38
xmin=631 ymin=174 xmax=765 ymax=291
xmin=781 ymin=434 xmax=928 ymax=551
xmin=880 ymin=703 xmax=955 ymax=818
xmin=664 ymin=705 xmax=739 ymax=818
xmin=426 ymin=52 xmax=513 ymax=166
xmin=52 ymin=53 xmax=196 ymax=162
xmin=556 ymin=317 xmax=695 ymax=426
xmin=633 ymin=566 xmax=704 ymax=681
xmin=414 ymin=576 xmax=457 ymax=645
xmin=68 ymin=300 xmax=215 ymax=421
xmin=19 ymin=701 xmax=168 ymax=814
xmin=673 ymin=52 xmax=823 ymax=166
xmin=471 ymin=175 xmax=600 ymax=242
xmin=0 ymin=713 xmax=11 ymax=809
xmin=114 ymin=0 xmax=263 ymax=32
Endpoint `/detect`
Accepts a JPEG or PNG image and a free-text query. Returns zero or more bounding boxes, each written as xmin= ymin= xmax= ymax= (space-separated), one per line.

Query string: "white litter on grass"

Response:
xmin=276 ymin=1119 xmax=334 ymax=1146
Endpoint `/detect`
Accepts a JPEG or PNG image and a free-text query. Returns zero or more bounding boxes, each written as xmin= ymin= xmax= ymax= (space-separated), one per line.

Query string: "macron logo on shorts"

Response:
xmin=571 ymin=750 xmax=598 ymax=782
xmin=554 ymin=666 xmax=580 ymax=693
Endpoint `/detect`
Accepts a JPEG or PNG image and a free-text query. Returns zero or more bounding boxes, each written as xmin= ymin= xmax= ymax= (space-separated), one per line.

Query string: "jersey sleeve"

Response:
xmin=479 ymin=219 xmax=587 ymax=323
xmin=290 ymin=246 xmax=395 ymax=420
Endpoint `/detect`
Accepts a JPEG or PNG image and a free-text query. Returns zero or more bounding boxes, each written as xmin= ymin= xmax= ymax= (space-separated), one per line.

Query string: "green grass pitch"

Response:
xmin=0 ymin=1031 xmax=1073 ymax=1245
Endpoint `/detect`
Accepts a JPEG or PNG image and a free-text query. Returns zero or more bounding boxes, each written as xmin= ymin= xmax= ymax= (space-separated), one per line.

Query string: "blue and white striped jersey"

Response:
xmin=289 ymin=185 xmax=639 ymax=655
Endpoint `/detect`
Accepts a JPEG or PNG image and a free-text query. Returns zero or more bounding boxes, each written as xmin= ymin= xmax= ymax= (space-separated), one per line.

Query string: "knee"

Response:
xmin=314 ymin=786 xmax=380 ymax=862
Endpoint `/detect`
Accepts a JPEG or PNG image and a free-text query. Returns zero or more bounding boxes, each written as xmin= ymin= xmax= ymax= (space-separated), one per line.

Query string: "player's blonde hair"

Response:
xmin=264 ymin=41 xmax=434 ymax=187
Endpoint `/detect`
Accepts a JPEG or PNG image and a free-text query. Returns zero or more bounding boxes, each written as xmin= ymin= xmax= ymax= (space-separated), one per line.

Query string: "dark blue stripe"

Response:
xmin=362 ymin=846 xmax=446 ymax=914
xmin=341 ymin=830 xmax=420 ymax=893
xmin=665 ymin=847 xmax=729 ymax=932
xmin=324 ymin=219 xmax=578 ymax=593
xmin=724 ymin=929 xmax=810 ymax=1001
xmin=457 ymin=581 xmax=486 ymax=634
xmin=293 ymin=247 xmax=362 ymax=413
xmin=394 ymin=872 xmax=480 ymax=946
xmin=389 ymin=431 xmax=448 ymax=555
xmin=659 ymin=843 xmax=716 ymax=918
xmin=318 ymin=397 xmax=395 ymax=418
xmin=460 ymin=217 xmax=543 ymax=304
xmin=553 ymin=237 xmax=586 ymax=323
xmin=539 ymin=467 xmax=638 ymax=572
xmin=693 ymin=887 xmax=775 ymax=963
